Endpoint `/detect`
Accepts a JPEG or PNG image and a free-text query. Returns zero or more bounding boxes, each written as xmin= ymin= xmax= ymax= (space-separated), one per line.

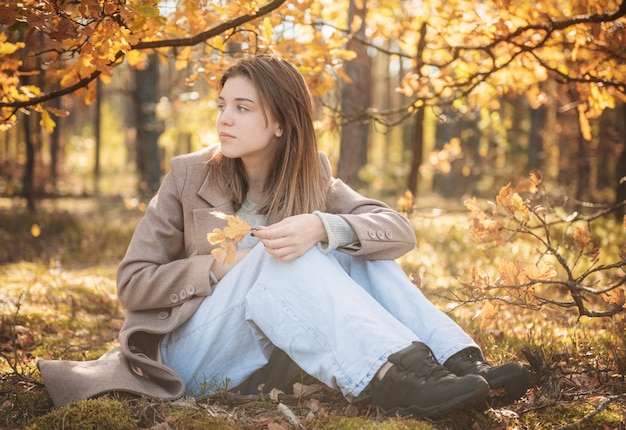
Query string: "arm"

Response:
xmin=323 ymin=178 xmax=416 ymax=260
xmin=253 ymin=178 xmax=416 ymax=262
xmin=116 ymin=166 xmax=215 ymax=312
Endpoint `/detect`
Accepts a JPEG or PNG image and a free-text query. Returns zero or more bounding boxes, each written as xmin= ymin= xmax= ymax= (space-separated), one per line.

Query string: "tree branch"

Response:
xmin=0 ymin=0 xmax=286 ymax=110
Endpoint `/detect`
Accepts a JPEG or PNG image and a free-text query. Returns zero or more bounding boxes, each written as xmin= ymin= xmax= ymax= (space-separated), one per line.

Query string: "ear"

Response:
xmin=274 ymin=126 xmax=283 ymax=138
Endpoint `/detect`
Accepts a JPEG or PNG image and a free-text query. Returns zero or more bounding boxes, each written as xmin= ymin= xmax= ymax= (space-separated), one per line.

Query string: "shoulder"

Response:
xmin=170 ymin=145 xmax=217 ymax=171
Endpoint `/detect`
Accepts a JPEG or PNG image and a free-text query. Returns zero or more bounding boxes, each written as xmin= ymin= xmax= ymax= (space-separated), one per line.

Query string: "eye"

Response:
xmin=237 ymin=105 xmax=250 ymax=112
xmin=216 ymin=103 xmax=225 ymax=111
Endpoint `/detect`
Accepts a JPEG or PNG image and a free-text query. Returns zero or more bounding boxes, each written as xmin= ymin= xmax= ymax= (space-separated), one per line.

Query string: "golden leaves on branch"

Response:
xmin=206 ymin=211 xmax=252 ymax=264
xmin=461 ymin=258 xmax=557 ymax=328
xmin=601 ymin=287 xmax=625 ymax=309
xmin=464 ymin=197 xmax=503 ymax=243
xmin=497 ymin=183 xmax=530 ymax=222
xmin=459 ymin=170 xmax=625 ymax=323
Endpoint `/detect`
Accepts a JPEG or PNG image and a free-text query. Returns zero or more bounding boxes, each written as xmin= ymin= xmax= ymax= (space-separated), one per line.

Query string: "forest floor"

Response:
xmin=0 ymin=196 xmax=625 ymax=430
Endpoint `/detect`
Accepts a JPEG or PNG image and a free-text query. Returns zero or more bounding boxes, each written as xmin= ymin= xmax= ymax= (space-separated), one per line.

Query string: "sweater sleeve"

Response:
xmin=313 ymin=211 xmax=361 ymax=254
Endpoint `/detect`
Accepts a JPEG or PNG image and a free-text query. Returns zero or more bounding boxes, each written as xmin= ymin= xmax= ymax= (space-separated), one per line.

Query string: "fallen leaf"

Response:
xmin=293 ymin=382 xmax=323 ymax=398
xmin=268 ymin=387 xmax=284 ymax=403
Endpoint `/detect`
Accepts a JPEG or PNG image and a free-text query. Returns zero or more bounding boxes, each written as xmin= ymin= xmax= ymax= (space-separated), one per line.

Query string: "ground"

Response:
xmin=1 ymin=197 xmax=625 ymax=429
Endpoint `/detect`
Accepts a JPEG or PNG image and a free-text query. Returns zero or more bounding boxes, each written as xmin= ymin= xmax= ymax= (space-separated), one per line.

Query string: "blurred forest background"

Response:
xmin=1 ymin=0 xmax=625 ymax=429
xmin=1 ymin=0 xmax=625 ymax=209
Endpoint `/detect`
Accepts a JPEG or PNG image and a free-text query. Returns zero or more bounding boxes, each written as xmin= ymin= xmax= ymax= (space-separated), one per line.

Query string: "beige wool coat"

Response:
xmin=38 ymin=146 xmax=417 ymax=407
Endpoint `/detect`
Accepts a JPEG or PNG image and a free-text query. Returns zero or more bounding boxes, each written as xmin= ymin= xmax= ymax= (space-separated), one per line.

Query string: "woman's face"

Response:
xmin=217 ymin=76 xmax=282 ymax=164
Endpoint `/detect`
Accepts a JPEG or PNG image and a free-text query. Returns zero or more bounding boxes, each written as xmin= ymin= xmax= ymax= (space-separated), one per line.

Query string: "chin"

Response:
xmin=219 ymin=144 xmax=239 ymax=159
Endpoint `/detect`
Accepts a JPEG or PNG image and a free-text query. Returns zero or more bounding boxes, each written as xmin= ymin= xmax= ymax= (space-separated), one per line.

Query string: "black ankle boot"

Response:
xmin=444 ymin=347 xmax=532 ymax=405
xmin=371 ymin=342 xmax=489 ymax=418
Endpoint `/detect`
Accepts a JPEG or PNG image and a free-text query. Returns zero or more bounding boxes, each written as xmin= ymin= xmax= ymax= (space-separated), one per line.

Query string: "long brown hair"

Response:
xmin=207 ymin=55 xmax=327 ymax=222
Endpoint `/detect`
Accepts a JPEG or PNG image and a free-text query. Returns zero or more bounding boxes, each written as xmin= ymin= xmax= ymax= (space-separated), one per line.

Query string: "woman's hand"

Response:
xmin=211 ymin=248 xmax=252 ymax=281
xmin=253 ymin=214 xmax=327 ymax=261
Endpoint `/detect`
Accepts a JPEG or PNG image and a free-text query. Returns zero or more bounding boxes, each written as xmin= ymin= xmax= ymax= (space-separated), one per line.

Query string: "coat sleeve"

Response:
xmin=116 ymin=161 xmax=215 ymax=312
xmin=324 ymin=177 xmax=416 ymax=260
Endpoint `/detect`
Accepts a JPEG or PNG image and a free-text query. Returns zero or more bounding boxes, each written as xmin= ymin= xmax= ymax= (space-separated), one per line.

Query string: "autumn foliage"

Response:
xmin=1 ymin=0 xmax=625 ymax=138
xmin=207 ymin=211 xmax=252 ymax=264
xmin=460 ymin=172 xmax=626 ymax=325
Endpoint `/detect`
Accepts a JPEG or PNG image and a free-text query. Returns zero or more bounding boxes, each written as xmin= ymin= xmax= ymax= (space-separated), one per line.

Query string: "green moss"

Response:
xmin=26 ymin=398 xmax=138 ymax=430
xmin=164 ymin=404 xmax=242 ymax=429
xmin=520 ymin=403 xmax=624 ymax=429
xmin=311 ymin=417 xmax=436 ymax=430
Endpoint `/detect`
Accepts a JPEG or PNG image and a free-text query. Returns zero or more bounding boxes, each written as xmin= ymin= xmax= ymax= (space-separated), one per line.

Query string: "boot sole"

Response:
xmin=377 ymin=378 xmax=489 ymax=419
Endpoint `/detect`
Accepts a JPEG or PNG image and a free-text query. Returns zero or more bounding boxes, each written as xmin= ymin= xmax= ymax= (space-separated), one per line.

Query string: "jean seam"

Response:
xmin=256 ymin=282 xmax=355 ymax=390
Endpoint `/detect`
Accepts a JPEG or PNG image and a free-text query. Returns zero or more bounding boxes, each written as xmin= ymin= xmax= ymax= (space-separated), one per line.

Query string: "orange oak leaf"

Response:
xmin=496 ymin=183 xmax=529 ymax=222
xmin=207 ymin=212 xmax=252 ymax=264
xmin=573 ymin=227 xmax=591 ymax=250
xmin=464 ymin=197 xmax=503 ymax=243
xmin=602 ymin=288 xmax=625 ymax=308
xmin=476 ymin=300 xmax=499 ymax=330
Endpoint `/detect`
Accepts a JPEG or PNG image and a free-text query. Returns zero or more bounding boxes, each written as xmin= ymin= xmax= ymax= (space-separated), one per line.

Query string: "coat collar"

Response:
xmin=195 ymin=145 xmax=234 ymax=210
xmin=197 ymin=171 xmax=233 ymax=209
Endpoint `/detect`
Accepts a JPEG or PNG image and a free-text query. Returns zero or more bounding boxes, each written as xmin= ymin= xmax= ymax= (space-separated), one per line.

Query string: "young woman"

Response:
xmin=39 ymin=55 xmax=531 ymax=418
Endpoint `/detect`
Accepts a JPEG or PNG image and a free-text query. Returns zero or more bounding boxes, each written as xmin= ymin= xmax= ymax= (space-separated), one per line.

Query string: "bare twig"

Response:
xmin=555 ymin=394 xmax=625 ymax=430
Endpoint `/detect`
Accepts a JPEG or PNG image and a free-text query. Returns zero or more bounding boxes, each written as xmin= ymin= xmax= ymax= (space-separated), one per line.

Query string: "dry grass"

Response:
xmin=1 ymin=197 xmax=625 ymax=429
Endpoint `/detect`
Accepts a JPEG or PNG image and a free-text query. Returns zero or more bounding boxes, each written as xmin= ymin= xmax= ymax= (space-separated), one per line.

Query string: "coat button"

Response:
xmin=157 ymin=311 xmax=170 ymax=320
xmin=385 ymin=229 xmax=393 ymax=239
xmin=169 ymin=293 xmax=179 ymax=303
xmin=179 ymin=289 xmax=187 ymax=300
xmin=185 ymin=285 xmax=195 ymax=295
xmin=368 ymin=229 xmax=377 ymax=239
xmin=376 ymin=230 xmax=385 ymax=240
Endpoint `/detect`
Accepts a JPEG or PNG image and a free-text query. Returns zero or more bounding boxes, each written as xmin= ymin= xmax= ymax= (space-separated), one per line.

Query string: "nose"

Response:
xmin=218 ymin=107 xmax=233 ymax=125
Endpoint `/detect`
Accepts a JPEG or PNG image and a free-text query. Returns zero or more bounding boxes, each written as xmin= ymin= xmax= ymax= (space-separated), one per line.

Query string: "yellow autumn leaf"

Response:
xmin=335 ymin=66 xmax=353 ymax=84
xmin=224 ymin=217 xmax=252 ymax=243
xmin=262 ymin=17 xmax=274 ymax=42
xmin=350 ymin=15 xmax=363 ymax=33
xmin=396 ymin=190 xmax=413 ymax=213
xmin=31 ymin=223 xmax=41 ymax=238
xmin=207 ymin=228 xmax=227 ymax=245
xmin=496 ymin=183 xmax=529 ymax=222
xmin=524 ymin=261 xmax=557 ymax=282
xmin=212 ymin=35 xmax=226 ymax=52
xmin=39 ymin=110 xmax=56 ymax=133
xmin=573 ymin=227 xmax=591 ymax=250
xmin=126 ymin=50 xmax=148 ymax=68
xmin=601 ymin=287 xmax=625 ymax=308
xmin=577 ymin=104 xmax=592 ymax=141
xmin=210 ymin=241 xmax=238 ymax=265
xmin=0 ymin=40 xmax=25 ymax=55
xmin=207 ymin=212 xmax=252 ymax=264
xmin=477 ymin=300 xmax=499 ymax=330
xmin=497 ymin=259 xmax=524 ymax=286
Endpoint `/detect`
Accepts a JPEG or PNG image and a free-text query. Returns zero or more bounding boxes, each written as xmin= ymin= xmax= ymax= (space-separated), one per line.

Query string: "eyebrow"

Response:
xmin=218 ymin=96 xmax=257 ymax=104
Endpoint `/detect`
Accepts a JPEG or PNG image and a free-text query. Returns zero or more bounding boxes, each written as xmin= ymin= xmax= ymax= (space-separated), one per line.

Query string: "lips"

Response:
xmin=219 ymin=132 xmax=235 ymax=141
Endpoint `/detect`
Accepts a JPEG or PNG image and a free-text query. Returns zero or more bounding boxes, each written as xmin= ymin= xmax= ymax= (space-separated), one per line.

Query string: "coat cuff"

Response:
xmin=313 ymin=211 xmax=360 ymax=254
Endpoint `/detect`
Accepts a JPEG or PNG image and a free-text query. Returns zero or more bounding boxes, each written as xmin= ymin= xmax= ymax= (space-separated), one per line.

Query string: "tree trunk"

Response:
xmin=529 ymin=106 xmax=544 ymax=171
xmin=94 ymin=79 xmax=102 ymax=195
xmin=134 ymin=53 xmax=163 ymax=197
xmin=407 ymin=106 xmax=425 ymax=195
xmin=616 ymin=103 xmax=626 ymax=219
xmin=49 ymin=95 xmax=61 ymax=195
xmin=22 ymin=112 xmax=36 ymax=212
xmin=406 ymin=22 xmax=428 ymax=195
xmin=337 ymin=0 xmax=370 ymax=189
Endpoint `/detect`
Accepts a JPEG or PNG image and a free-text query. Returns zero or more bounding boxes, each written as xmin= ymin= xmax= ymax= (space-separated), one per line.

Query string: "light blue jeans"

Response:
xmin=160 ymin=243 xmax=479 ymax=400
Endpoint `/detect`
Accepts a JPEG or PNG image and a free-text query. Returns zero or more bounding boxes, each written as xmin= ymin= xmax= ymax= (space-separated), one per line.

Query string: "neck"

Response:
xmin=243 ymin=167 xmax=269 ymax=204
